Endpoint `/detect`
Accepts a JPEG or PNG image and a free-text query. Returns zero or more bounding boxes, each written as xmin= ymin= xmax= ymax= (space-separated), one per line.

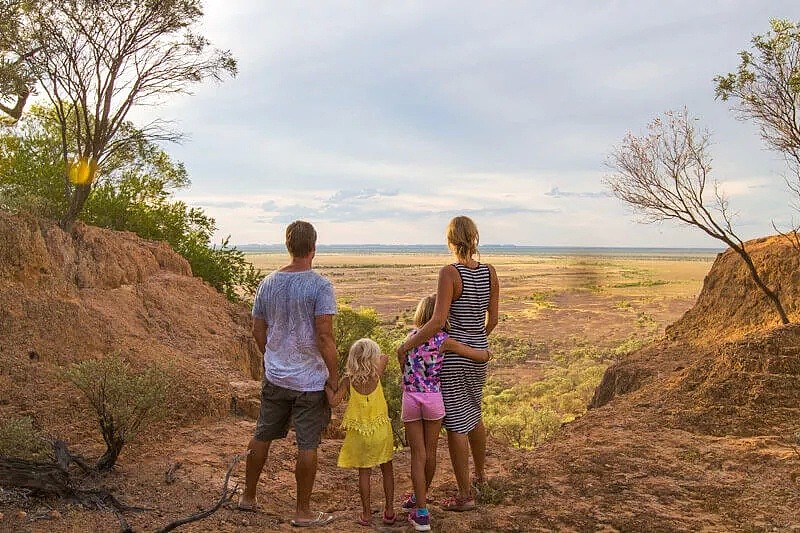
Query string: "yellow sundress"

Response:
xmin=337 ymin=381 xmax=394 ymax=468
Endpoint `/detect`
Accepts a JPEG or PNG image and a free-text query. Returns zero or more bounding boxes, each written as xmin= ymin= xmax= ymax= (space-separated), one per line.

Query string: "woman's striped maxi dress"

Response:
xmin=440 ymin=262 xmax=491 ymax=433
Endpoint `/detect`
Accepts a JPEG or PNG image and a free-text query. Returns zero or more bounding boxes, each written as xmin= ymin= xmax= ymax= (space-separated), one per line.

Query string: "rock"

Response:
xmin=49 ymin=510 xmax=61 ymax=519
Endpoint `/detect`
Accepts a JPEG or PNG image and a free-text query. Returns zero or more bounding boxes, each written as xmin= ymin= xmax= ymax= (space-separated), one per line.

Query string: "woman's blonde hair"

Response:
xmin=447 ymin=215 xmax=479 ymax=263
xmin=413 ymin=294 xmax=449 ymax=330
xmin=346 ymin=338 xmax=381 ymax=386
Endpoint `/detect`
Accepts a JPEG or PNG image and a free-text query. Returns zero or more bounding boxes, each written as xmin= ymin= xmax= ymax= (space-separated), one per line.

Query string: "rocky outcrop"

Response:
xmin=0 ymin=211 xmax=262 ymax=441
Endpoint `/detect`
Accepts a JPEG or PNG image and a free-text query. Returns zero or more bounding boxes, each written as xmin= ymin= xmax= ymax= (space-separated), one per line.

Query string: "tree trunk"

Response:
xmin=59 ymin=183 xmax=91 ymax=229
xmin=96 ymin=441 xmax=123 ymax=472
xmin=733 ymin=246 xmax=790 ymax=325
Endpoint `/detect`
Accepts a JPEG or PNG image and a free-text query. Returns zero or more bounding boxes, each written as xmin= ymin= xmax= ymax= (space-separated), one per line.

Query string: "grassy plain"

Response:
xmin=247 ymin=251 xmax=714 ymax=352
xmin=248 ymin=251 xmax=716 ymax=448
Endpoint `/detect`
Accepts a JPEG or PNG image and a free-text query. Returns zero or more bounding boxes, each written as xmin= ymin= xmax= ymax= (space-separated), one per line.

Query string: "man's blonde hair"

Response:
xmin=285 ymin=220 xmax=317 ymax=258
xmin=346 ymin=338 xmax=381 ymax=386
xmin=447 ymin=215 xmax=479 ymax=263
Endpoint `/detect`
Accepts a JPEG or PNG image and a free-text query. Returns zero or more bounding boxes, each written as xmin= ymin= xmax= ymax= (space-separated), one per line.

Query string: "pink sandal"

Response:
xmin=441 ymin=495 xmax=476 ymax=512
xmin=382 ymin=510 xmax=396 ymax=525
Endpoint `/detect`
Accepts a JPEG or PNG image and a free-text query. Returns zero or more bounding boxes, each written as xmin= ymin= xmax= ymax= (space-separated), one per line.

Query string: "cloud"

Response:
xmin=128 ymin=1 xmax=799 ymax=247
xmin=545 ymin=187 xmax=612 ymax=199
xmin=190 ymin=200 xmax=248 ymax=209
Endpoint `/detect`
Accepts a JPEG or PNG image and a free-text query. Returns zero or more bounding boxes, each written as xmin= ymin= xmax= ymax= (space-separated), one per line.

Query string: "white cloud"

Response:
xmin=131 ymin=1 xmax=799 ymax=246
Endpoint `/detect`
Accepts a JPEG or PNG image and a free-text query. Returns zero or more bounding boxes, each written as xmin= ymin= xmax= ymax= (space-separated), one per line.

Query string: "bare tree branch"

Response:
xmin=155 ymin=453 xmax=245 ymax=533
xmin=605 ymin=108 xmax=790 ymax=325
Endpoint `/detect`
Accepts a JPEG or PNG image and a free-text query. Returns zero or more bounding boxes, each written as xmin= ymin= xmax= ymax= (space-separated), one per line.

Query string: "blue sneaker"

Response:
xmin=408 ymin=508 xmax=431 ymax=532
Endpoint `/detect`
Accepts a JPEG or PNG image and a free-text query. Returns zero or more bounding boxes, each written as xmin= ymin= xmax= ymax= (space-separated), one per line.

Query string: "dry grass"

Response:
xmin=248 ymin=251 xmax=714 ymax=381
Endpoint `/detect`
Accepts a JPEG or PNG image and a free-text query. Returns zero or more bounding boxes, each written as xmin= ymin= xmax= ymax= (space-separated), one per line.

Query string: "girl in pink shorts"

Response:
xmin=397 ymin=294 xmax=491 ymax=531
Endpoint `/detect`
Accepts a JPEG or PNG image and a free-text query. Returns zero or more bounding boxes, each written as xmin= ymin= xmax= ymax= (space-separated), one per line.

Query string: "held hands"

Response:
xmin=325 ymin=381 xmax=339 ymax=407
xmin=483 ymin=349 xmax=493 ymax=362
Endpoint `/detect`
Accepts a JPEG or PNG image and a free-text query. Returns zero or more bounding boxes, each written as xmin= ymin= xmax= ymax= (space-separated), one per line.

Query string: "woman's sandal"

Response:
xmin=382 ymin=510 xmax=397 ymax=525
xmin=356 ymin=515 xmax=372 ymax=527
xmin=441 ymin=495 xmax=476 ymax=512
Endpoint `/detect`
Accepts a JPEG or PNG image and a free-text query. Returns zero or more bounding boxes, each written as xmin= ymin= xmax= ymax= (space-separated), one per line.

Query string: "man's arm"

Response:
xmin=315 ymin=314 xmax=339 ymax=386
xmin=252 ymin=317 xmax=267 ymax=354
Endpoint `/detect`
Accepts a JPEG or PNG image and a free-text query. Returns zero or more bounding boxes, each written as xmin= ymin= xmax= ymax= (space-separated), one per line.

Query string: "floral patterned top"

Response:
xmin=402 ymin=329 xmax=448 ymax=393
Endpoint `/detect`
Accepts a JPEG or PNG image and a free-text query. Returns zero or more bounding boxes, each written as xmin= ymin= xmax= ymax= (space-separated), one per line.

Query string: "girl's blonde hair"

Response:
xmin=447 ymin=215 xmax=479 ymax=263
xmin=346 ymin=338 xmax=381 ymax=386
xmin=413 ymin=294 xmax=450 ymax=330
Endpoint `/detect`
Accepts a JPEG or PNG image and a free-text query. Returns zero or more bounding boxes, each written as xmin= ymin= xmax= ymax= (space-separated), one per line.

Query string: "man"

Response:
xmin=239 ymin=220 xmax=338 ymax=527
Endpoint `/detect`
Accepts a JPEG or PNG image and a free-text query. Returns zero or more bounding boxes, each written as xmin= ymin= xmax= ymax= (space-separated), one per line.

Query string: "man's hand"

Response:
xmin=315 ymin=314 xmax=338 ymax=385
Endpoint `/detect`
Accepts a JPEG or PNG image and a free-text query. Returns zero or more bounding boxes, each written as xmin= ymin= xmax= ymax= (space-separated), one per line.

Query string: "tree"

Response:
xmin=715 ymin=19 xmax=800 ymax=187
xmin=0 ymin=0 xmax=39 ymax=123
xmin=604 ymin=108 xmax=790 ymax=325
xmin=715 ymin=18 xmax=800 ymax=243
xmin=1 ymin=106 xmax=262 ymax=303
xmin=21 ymin=0 xmax=236 ymax=226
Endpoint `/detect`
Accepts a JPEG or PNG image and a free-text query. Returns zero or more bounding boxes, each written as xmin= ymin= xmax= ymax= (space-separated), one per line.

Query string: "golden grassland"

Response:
xmin=247 ymin=251 xmax=714 ymax=344
xmin=248 ymin=251 xmax=716 ymax=448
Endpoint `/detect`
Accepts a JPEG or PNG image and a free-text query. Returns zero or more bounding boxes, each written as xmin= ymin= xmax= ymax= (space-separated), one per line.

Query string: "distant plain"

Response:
xmin=247 ymin=251 xmax=716 ymax=375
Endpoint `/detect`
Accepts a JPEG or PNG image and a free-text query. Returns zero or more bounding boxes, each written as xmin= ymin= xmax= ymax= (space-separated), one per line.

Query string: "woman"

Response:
xmin=396 ymin=215 xmax=499 ymax=512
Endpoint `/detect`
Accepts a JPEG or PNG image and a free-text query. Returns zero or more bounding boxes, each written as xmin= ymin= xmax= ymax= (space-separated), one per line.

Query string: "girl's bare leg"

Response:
xmin=358 ymin=468 xmax=371 ymax=522
xmin=380 ymin=460 xmax=395 ymax=517
xmin=405 ymin=420 xmax=428 ymax=508
xmin=423 ymin=418 xmax=443 ymax=490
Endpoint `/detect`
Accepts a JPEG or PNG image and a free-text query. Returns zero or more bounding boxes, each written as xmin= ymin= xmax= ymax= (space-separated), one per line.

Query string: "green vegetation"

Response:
xmin=334 ymin=303 xmax=406 ymax=446
xmin=488 ymin=335 xmax=544 ymax=365
xmin=612 ymin=279 xmax=669 ymax=288
xmin=0 ymin=107 xmax=261 ymax=302
xmin=483 ymin=336 xmax=654 ymax=449
xmin=64 ymin=354 xmax=174 ymax=471
xmin=0 ymin=416 xmax=50 ymax=460
xmin=526 ymin=290 xmax=556 ymax=308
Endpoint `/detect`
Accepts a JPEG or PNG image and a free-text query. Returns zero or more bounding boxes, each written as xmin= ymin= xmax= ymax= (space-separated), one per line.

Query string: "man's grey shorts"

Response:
xmin=254 ymin=379 xmax=331 ymax=450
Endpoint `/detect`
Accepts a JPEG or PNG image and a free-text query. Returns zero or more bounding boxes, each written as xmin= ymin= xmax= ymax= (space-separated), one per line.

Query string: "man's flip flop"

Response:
xmin=237 ymin=501 xmax=258 ymax=512
xmin=290 ymin=511 xmax=334 ymax=527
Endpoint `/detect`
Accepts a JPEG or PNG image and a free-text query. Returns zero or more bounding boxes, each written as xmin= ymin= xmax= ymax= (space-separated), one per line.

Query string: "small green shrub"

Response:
xmin=64 ymin=354 xmax=173 ymax=471
xmin=0 ymin=417 xmax=50 ymax=460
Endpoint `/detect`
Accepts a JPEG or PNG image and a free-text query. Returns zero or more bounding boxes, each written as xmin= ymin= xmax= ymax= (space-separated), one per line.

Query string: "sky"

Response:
xmin=130 ymin=1 xmax=800 ymax=247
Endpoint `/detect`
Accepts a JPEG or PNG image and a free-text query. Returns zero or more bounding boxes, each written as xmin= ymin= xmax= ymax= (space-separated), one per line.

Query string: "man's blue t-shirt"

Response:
xmin=252 ymin=270 xmax=337 ymax=391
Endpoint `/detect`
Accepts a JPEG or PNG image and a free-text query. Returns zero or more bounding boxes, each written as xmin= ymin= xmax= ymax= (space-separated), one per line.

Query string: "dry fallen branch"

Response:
xmin=155 ymin=453 xmax=245 ymax=533
xmin=0 ymin=441 xmax=145 ymax=533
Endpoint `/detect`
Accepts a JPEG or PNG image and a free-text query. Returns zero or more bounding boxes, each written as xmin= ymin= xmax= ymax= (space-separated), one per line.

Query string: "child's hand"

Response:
xmin=484 ymin=349 xmax=493 ymax=362
xmin=325 ymin=382 xmax=337 ymax=406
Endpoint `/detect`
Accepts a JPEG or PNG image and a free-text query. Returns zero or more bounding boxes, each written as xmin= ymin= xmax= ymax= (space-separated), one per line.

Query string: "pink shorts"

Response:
xmin=401 ymin=391 xmax=445 ymax=422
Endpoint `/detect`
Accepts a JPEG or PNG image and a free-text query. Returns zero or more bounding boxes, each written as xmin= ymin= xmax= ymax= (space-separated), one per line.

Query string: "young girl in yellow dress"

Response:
xmin=326 ymin=338 xmax=396 ymax=527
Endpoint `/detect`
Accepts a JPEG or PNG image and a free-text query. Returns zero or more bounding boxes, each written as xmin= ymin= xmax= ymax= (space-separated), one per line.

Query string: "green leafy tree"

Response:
xmin=16 ymin=0 xmax=236 ymax=226
xmin=0 ymin=106 xmax=262 ymax=302
xmin=715 ymin=19 xmax=800 ymax=188
xmin=0 ymin=0 xmax=39 ymax=123
xmin=715 ymin=18 xmax=800 ymax=248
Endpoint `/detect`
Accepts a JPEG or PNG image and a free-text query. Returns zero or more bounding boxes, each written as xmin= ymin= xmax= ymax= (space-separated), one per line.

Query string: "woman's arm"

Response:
xmin=441 ymin=338 xmax=491 ymax=362
xmin=326 ymin=376 xmax=350 ymax=407
xmin=395 ymin=265 xmax=458 ymax=358
xmin=485 ymin=263 xmax=500 ymax=336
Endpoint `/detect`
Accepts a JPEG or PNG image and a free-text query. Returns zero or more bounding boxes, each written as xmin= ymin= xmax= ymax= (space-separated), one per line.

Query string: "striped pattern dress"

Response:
xmin=441 ymin=262 xmax=491 ymax=433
